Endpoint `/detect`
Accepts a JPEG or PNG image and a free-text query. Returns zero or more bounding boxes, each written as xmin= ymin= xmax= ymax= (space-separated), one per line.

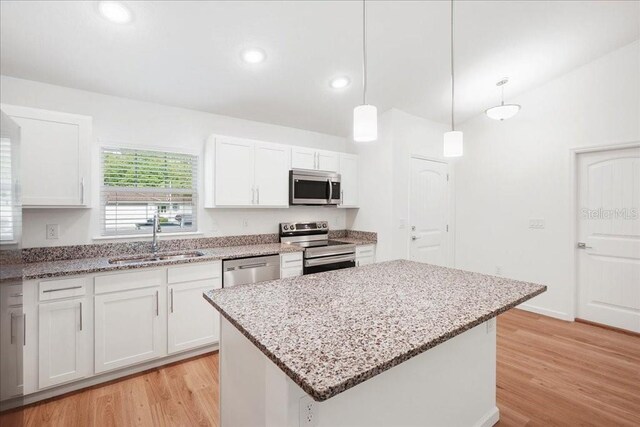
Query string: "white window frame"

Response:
xmin=100 ymin=145 xmax=199 ymax=237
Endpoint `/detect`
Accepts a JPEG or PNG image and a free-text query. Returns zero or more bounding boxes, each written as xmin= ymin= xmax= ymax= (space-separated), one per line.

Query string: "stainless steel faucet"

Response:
xmin=151 ymin=211 xmax=162 ymax=255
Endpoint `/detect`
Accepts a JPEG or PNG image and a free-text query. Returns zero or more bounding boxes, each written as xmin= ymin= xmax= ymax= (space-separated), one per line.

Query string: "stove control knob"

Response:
xmin=283 ymin=225 xmax=289 ymax=231
xmin=290 ymin=225 xmax=296 ymax=231
xmin=322 ymin=223 xmax=327 ymax=228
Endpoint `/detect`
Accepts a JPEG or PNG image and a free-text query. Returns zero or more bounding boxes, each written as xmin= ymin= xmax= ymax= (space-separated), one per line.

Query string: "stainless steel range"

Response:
xmin=279 ymin=221 xmax=356 ymax=274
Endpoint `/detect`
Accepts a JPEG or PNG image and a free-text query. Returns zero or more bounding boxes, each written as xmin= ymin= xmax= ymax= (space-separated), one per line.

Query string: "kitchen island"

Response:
xmin=204 ymin=260 xmax=546 ymax=427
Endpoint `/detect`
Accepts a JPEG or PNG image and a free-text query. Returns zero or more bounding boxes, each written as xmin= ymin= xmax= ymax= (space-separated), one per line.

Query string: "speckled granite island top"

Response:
xmin=204 ymin=260 xmax=546 ymax=402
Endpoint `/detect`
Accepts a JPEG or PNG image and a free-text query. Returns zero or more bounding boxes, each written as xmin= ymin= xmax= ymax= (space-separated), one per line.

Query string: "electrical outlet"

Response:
xmin=241 ymin=219 xmax=249 ymax=228
xmin=46 ymin=224 xmax=59 ymax=240
xmin=299 ymin=396 xmax=317 ymax=426
xmin=495 ymin=266 xmax=502 ymax=276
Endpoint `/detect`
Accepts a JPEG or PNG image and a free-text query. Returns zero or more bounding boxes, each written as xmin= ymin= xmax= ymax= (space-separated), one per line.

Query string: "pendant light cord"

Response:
xmin=450 ymin=0 xmax=455 ymax=131
xmin=362 ymin=0 xmax=368 ymax=105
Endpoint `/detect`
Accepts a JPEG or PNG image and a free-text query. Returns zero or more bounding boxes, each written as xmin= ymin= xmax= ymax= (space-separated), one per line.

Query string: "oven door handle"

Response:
xmin=328 ymin=178 xmax=333 ymax=202
xmin=305 ymin=254 xmax=355 ymax=267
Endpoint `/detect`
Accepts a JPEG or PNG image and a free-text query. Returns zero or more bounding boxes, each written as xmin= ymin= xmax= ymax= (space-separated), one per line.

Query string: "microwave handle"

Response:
xmin=328 ymin=178 xmax=333 ymax=201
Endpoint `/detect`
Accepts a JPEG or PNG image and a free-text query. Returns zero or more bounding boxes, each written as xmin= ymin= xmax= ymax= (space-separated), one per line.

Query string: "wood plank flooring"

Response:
xmin=1 ymin=308 xmax=638 ymax=427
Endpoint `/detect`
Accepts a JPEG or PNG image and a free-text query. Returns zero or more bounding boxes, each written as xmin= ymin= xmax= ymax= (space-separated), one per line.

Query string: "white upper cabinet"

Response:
xmin=291 ymin=147 xmax=316 ymax=170
xmin=339 ymin=153 xmax=359 ymax=208
xmin=291 ymin=147 xmax=339 ymax=172
xmin=206 ymin=135 xmax=290 ymax=208
xmin=1 ymin=104 xmax=91 ymax=207
xmin=254 ymin=142 xmax=290 ymax=207
xmin=317 ymin=150 xmax=339 ymax=172
xmin=213 ymin=137 xmax=255 ymax=207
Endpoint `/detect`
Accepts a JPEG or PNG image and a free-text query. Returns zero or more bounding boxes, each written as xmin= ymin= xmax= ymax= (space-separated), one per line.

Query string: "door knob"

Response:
xmin=411 ymin=236 xmax=420 ymax=241
xmin=577 ymin=242 xmax=592 ymax=249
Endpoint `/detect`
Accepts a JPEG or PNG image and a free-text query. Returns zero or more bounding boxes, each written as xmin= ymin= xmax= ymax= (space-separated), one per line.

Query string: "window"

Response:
xmin=0 ymin=137 xmax=15 ymax=242
xmin=101 ymin=147 xmax=198 ymax=236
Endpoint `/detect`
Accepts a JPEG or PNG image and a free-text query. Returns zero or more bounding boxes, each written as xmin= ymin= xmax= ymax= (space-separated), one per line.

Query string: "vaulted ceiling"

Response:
xmin=1 ymin=1 xmax=638 ymax=137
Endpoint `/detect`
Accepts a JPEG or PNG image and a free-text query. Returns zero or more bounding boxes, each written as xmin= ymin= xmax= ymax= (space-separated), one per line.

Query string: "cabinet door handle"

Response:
xmin=23 ymin=314 xmax=26 ymax=346
xmin=156 ymin=290 xmax=159 ymax=316
xmin=170 ymin=288 xmax=174 ymax=314
xmin=251 ymin=185 xmax=255 ymax=204
xmin=341 ymin=189 xmax=344 ymax=204
xmin=256 ymin=187 xmax=260 ymax=205
xmin=80 ymin=177 xmax=85 ymax=205
xmin=43 ymin=285 xmax=82 ymax=293
xmin=79 ymin=302 xmax=83 ymax=331
xmin=10 ymin=313 xmax=15 ymax=344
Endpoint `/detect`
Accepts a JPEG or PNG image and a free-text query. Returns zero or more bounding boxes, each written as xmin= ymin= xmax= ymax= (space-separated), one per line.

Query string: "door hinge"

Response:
xmin=446 ymin=225 xmax=449 ymax=232
xmin=446 ymin=173 xmax=449 ymax=181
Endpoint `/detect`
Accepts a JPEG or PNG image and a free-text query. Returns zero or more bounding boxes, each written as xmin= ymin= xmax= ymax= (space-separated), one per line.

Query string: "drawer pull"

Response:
xmin=43 ymin=285 xmax=82 ymax=293
xmin=283 ymin=259 xmax=301 ymax=264
xmin=10 ymin=293 xmax=23 ymax=297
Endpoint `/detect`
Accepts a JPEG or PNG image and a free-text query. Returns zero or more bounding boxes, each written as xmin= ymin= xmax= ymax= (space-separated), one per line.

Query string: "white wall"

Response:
xmin=0 ymin=76 xmax=353 ymax=248
xmin=455 ymin=40 xmax=640 ymax=320
xmin=347 ymin=108 xmax=450 ymax=262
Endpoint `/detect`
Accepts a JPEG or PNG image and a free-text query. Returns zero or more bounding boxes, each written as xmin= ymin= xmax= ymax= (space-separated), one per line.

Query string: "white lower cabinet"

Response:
xmin=94 ymin=286 xmax=166 ymax=374
xmin=280 ymin=252 xmax=303 ymax=278
xmin=168 ymin=279 xmax=221 ymax=354
xmin=0 ymin=284 xmax=24 ymax=400
xmin=38 ymin=297 xmax=90 ymax=388
xmin=356 ymin=244 xmax=376 ymax=267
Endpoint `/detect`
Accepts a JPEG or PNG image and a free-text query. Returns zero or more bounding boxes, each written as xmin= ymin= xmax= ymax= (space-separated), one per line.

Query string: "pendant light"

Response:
xmin=443 ymin=0 xmax=462 ymax=157
xmin=485 ymin=78 xmax=521 ymax=120
xmin=353 ymin=0 xmax=377 ymax=142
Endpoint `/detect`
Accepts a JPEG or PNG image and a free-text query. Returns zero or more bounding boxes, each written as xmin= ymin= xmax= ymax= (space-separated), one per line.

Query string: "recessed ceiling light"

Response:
xmin=329 ymin=76 xmax=351 ymax=89
xmin=98 ymin=1 xmax=132 ymax=24
xmin=241 ymin=48 xmax=267 ymax=64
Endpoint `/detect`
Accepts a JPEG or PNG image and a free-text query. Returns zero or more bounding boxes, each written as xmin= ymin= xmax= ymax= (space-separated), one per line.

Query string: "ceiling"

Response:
xmin=1 ymin=1 xmax=638 ymax=137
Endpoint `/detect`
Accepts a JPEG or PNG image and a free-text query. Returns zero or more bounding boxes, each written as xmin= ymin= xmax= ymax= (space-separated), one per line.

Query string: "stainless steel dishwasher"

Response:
xmin=222 ymin=254 xmax=280 ymax=287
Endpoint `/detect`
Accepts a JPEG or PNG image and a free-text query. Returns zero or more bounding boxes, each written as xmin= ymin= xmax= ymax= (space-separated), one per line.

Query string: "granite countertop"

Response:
xmin=204 ymin=259 xmax=546 ymax=402
xmin=21 ymin=243 xmax=301 ymax=280
xmin=17 ymin=239 xmax=377 ymax=280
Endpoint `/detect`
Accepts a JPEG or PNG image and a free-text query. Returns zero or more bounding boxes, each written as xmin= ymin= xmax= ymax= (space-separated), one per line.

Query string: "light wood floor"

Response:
xmin=2 ymin=309 xmax=639 ymax=427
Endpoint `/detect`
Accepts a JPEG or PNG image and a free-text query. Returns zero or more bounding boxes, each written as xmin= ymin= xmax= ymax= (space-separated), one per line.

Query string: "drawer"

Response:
xmin=280 ymin=252 xmax=303 ymax=268
xmin=95 ymin=269 xmax=163 ymax=294
xmin=2 ymin=284 xmax=23 ymax=307
xmin=356 ymin=244 xmax=376 ymax=257
xmin=167 ymin=261 xmax=221 ymax=284
xmin=39 ymin=277 xmax=87 ymax=301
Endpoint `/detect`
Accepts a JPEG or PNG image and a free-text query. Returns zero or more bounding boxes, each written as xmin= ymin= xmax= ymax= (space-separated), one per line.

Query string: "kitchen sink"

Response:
xmin=108 ymin=251 xmax=205 ymax=265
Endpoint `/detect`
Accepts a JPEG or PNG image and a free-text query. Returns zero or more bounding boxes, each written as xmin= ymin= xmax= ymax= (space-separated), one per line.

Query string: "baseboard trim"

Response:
xmin=475 ymin=406 xmax=500 ymax=427
xmin=575 ymin=318 xmax=640 ymax=337
xmin=518 ymin=303 xmax=573 ymax=321
xmin=2 ymin=344 xmax=218 ymax=411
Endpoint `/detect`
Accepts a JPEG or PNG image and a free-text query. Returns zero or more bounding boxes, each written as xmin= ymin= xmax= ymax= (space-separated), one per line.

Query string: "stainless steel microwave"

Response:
xmin=289 ymin=169 xmax=341 ymax=205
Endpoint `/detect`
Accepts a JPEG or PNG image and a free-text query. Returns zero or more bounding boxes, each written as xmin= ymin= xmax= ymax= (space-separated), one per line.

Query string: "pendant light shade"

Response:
xmin=443 ymin=0 xmax=462 ymax=158
xmin=353 ymin=0 xmax=377 ymax=143
xmin=485 ymin=104 xmax=520 ymax=121
xmin=485 ymin=78 xmax=521 ymax=121
xmin=353 ymin=104 xmax=378 ymax=142
xmin=443 ymin=131 xmax=463 ymax=157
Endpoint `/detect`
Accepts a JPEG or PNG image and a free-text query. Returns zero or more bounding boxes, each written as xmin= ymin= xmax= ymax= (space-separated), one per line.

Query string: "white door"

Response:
xmin=94 ymin=287 xmax=166 ymax=373
xmin=409 ymin=158 xmax=450 ymax=267
xmin=577 ymin=146 xmax=640 ymax=332
xmin=168 ymin=279 xmax=221 ymax=354
xmin=38 ymin=298 xmax=89 ymax=388
xmin=254 ymin=142 xmax=290 ymax=207
xmin=1 ymin=104 xmax=91 ymax=207
xmin=291 ymin=147 xmax=317 ymax=170
xmin=339 ymin=154 xmax=359 ymax=207
xmin=317 ymin=150 xmax=339 ymax=172
xmin=215 ymin=137 xmax=255 ymax=206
